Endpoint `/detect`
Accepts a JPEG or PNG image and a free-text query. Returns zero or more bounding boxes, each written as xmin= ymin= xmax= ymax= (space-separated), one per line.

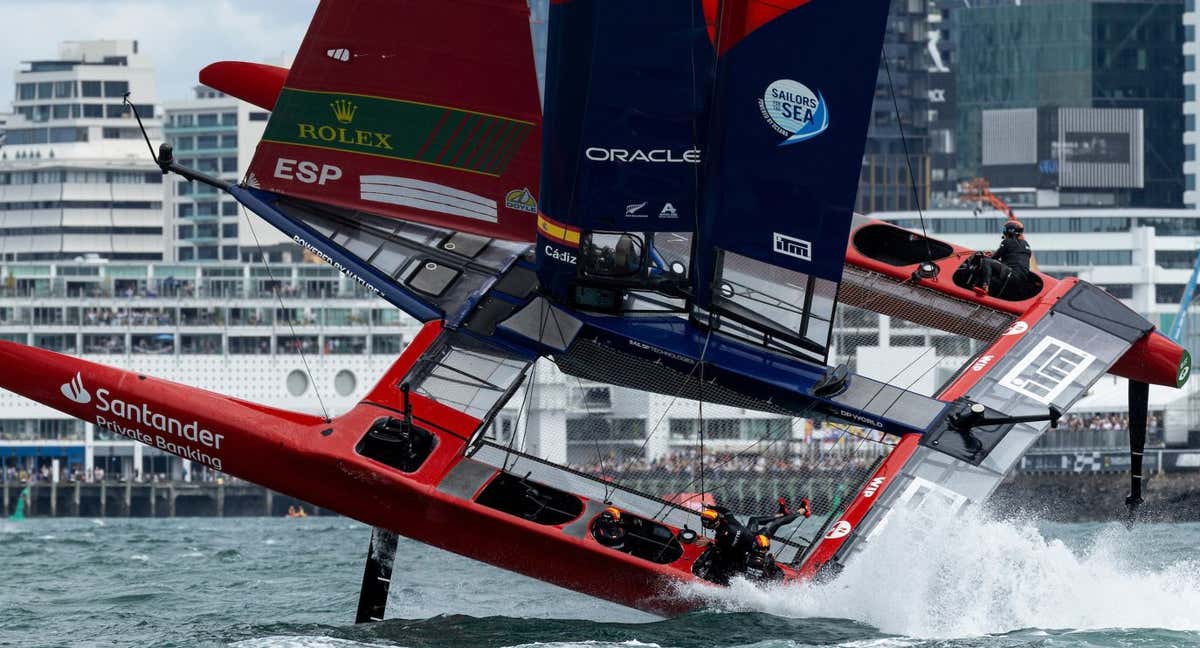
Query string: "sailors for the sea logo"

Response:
xmin=759 ymin=79 xmax=829 ymax=145
xmin=61 ymin=372 xmax=91 ymax=404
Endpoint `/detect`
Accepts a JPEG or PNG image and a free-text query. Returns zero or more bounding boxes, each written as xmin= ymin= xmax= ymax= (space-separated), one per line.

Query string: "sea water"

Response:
xmin=1 ymin=512 xmax=1198 ymax=647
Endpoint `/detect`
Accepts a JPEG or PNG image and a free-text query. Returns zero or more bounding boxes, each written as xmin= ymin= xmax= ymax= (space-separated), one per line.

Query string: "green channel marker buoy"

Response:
xmin=8 ymin=486 xmax=29 ymax=521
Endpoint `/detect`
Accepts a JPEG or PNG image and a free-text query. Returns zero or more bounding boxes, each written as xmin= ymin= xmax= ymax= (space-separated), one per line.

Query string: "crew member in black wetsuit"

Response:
xmin=592 ymin=506 xmax=627 ymax=549
xmin=695 ymin=499 xmax=810 ymax=585
xmin=972 ymin=220 xmax=1032 ymax=297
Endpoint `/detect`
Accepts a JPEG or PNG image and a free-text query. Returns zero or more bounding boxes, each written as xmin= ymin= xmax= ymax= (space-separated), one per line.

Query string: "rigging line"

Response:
xmin=505 ymin=300 xmax=552 ymax=472
xmin=776 ymin=426 xmax=876 ymax=558
xmin=612 ymin=346 xmax=709 ymax=486
xmin=238 ymin=203 xmax=331 ymax=423
xmin=880 ymin=44 xmax=933 ymax=264
xmin=543 ymin=303 xmax=615 ymax=500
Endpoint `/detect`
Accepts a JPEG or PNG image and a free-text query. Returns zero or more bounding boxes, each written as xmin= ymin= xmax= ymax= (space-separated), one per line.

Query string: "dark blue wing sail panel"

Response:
xmin=540 ymin=0 xmax=713 ymax=233
xmin=696 ymin=0 xmax=890 ymax=300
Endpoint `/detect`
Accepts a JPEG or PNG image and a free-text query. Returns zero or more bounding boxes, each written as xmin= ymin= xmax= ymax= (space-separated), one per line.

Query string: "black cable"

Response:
xmin=881 ymin=45 xmax=933 ymax=263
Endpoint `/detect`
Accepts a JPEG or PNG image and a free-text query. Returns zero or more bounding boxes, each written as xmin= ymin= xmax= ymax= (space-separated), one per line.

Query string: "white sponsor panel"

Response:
xmin=998 ymin=336 xmax=1096 ymax=405
xmin=360 ymin=175 xmax=498 ymax=223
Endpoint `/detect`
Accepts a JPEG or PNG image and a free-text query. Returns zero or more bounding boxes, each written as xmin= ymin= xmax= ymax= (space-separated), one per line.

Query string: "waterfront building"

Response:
xmin=1185 ymin=0 xmax=1200 ymax=207
xmin=0 ymin=112 xmax=9 ymax=147
xmin=954 ymin=0 xmax=1185 ymax=208
xmin=0 ymin=40 xmax=166 ymax=262
xmin=0 ymin=259 xmax=422 ymax=482
xmin=164 ymin=86 xmax=293 ymax=264
xmin=856 ymin=0 xmax=934 ymax=213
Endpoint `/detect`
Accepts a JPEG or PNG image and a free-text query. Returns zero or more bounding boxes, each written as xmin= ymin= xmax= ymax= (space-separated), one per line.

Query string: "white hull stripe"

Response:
xmin=360 ymin=175 xmax=497 ymax=223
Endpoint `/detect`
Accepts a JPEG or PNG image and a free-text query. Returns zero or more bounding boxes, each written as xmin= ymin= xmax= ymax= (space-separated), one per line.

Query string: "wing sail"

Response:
xmin=688 ymin=0 xmax=890 ymax=360
xmin=244 ymin=0 xmax=543 ymax=242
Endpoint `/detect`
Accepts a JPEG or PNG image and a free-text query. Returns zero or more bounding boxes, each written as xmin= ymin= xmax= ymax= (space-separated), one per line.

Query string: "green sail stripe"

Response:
xmin=462 ymin=118 xmax=501 ymax=170
xmin=475 ymin=120 xmax=517 ymax=172
xmin=487 ymin=123 xmax=532 ymax=175
xmin=263 ymin=88 xmax=530 ymax=174
xmin=438 ymin=114 xmax=481 ymax=165
xmin=418 ymin=112 xmax=466 ymax=164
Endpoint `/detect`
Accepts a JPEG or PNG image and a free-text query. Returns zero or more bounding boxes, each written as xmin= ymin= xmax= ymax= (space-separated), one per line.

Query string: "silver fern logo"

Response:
xmin=60 ymin=372 xmax=91 ymax=404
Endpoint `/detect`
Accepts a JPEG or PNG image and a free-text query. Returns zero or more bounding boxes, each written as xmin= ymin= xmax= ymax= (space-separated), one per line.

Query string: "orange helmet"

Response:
xmin=602 ymin=506 xmax=621 ymax=522
xmin=755 ymin=534 xmax=771 ymax=550
xmin=700 ymin=507 xmax=721 ymax=530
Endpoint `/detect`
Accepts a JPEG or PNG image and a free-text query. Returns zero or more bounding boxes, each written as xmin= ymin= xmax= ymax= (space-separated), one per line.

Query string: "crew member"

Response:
xmin=972 ymin=220 xmax=1032 ymax=297
xmin=696 ymin=499 xmax=809 ymax=585
xmin=593 ymin=506 xmax=627 ymax=549
xmin=697 ymin=506 xmax=754 ymax=585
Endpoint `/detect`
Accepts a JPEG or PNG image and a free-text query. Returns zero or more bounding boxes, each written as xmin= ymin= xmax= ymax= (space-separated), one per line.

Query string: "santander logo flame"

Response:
xmin=60 ymin=372 xmax=91 ymax=404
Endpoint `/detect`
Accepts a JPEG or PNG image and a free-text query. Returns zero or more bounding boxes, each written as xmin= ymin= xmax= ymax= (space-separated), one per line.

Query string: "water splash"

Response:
xmin=684 ymin=508 xmax=1200 ymax=638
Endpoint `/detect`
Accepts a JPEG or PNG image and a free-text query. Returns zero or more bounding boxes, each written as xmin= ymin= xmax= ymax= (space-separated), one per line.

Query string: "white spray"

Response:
xmin=683 ymin=507 xmax=1200 ymax=638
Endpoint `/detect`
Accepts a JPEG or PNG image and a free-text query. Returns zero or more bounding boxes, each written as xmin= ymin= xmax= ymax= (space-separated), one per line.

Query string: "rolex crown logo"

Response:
xmin=330 ymin=99 xmax=358 ymax=124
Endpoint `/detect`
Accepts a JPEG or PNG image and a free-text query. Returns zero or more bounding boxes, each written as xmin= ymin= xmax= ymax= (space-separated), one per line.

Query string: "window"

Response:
xmin=197 ymin=246 xmax=219 ymax=260
xmin=197 ymin=135 xmax=218 ymax=149
xmin=54 ymin=81 xmax=75 ymax=98
xmin=49 ymin=127 xmax=86 ymax=143
xmin=102 ymin=80 xmax=129 ymax=97
xmin=197 ymin=114 xmax=218 ymax=127
xmin=222 ymin=245 xmax=239 ymax=260
xmin=175 ymin=136 xmax=193 ymax=151
xmin=83 ymin=104 xmax=103 ymax=118
xmin=196 ymin=158 xmax=219 ymax=172
xmin=196 ymin=202 xmax=218 ymax=216
xmin=178 ymin=204 xmax=194 ymax=218
xmin=81 ymin=81 xmax=102 ymax=97
xmin=176 ymin=114 xmax=194 ymax=127
xmin=105 ymin=104 xmax=126 ymax=118
xmin=178 ymin=225 xmax=194 ymax=239
xmin=50 ymin=104 xmax=69 ymax=119
xmin=221 ymin=157 xmax=238 ymax=173
xmin=221 ymin=112 xmax=237 ymax=126
xmin=221 ymin=202 xmax=239 ymax=217
xmin=220 ymin=134 xmax=237 ymax=148
xmin=178 ymin=246 xmax=194 ymax=261
xmin=16 ymin=83 xmax=36 ymax=100
xmin=1157 ymin=284 xmax=1186 ymax=304
xmin=197 ymin=223 xmax=219 ymax=238
xmin=37 ymin=82 xmax=53 ymax=98
xmin=178 ymin=182 xmax=193 ymax=197
xmin=250 ymin=111 xmax=270 ymax=122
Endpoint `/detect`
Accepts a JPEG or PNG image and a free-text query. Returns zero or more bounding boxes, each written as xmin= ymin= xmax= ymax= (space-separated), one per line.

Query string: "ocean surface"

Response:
xmin=2 ymin=512 xmax=1199 ymax=648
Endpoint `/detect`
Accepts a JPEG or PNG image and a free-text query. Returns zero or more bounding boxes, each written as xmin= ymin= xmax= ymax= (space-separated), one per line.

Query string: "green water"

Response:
xmin=1 ymin=516 xmax=1198 ymax=647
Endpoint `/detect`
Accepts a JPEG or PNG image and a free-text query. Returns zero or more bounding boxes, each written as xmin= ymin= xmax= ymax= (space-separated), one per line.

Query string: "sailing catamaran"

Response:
xmin=0 ymin=0 xmax=1189 ymax=618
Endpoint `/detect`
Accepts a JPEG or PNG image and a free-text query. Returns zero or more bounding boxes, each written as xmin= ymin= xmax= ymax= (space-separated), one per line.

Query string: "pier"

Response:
xmin=1 ymin=481 xmax=324 ymax=518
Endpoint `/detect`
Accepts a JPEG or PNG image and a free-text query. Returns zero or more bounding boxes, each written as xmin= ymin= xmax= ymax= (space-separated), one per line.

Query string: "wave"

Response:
xmin=682 ymin=507 xmax=1200 ymax=639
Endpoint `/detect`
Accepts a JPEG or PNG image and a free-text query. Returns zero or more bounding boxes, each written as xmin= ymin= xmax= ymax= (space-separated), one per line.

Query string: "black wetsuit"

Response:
xmin=977 ymin=237 xmax=1032 ymax=292
xmin=696 ymin=511 xmax=799 ymax=584
xmin=593 ymin=516 xmax=627 ymax=549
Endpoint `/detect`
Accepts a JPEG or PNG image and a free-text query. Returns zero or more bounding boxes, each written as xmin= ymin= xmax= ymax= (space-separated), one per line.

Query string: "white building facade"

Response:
xmin=1186 ymin=0 xmax=1199 ymax=207
xmin=163 ymin=86 xmax=292 ymax=263
xmin=0 ymin=40 xmax=164 ymax=262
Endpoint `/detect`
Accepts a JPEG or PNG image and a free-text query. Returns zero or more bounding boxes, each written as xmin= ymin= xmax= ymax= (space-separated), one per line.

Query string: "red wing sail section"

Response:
xmin=245 ymin=0 xmax=542 ymax=242
xmin=199 ymin=62 xmax=289 ymax=111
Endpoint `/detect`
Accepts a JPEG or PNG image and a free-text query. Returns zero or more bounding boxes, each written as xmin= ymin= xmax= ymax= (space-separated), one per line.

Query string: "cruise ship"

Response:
xmin=0 ymin=259 xmax=424 ymax=482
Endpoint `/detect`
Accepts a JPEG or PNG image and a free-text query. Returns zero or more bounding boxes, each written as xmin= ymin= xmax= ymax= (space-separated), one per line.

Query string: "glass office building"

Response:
xmin=955 ymin=0 xmax=1184 ymax=207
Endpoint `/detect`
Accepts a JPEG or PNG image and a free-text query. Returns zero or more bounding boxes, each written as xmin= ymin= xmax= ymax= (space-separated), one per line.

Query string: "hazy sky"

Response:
xmin=0 ymin=0 xmax=318 ymax=109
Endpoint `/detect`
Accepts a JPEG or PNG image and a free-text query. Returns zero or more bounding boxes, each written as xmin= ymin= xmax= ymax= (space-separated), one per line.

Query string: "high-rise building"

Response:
xmin=0 ymin=40 xmax=166 ymax=262
xmin=856 ymin=0 xmax=934 ymax=213
xmin=954 ymin=0 xmax=1185 ymax=208
xmin=163 ymin=86 xmax=291 ymax=263
xmin=1184 ymin=0 xmax=1199 ymax=207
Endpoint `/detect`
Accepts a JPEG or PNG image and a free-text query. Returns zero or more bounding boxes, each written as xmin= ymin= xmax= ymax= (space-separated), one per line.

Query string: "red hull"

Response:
xmin=0 ymin=322 xmax=804 ymax=615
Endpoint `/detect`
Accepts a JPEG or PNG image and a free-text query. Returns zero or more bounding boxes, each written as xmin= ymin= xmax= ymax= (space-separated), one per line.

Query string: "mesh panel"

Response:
xmin=839 ymin=265 xmax=1014 ymax=341
xmin=536 ymin=336 xmax=899 ymax=560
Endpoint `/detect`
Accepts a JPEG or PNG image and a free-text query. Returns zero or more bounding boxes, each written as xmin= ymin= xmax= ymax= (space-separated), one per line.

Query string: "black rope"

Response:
xmin=881 ymin=45 xmax=933 ymax=263
xmin=239 ymin=204 xmax=331 ymax=422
